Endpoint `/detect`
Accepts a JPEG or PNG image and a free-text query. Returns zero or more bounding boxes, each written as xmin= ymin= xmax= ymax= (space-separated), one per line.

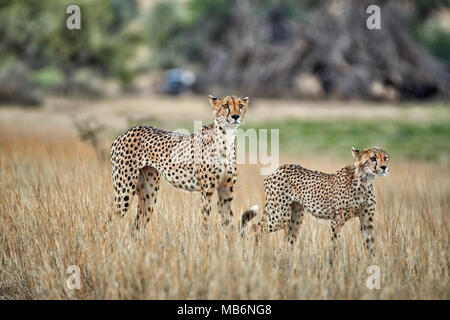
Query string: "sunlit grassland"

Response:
xmin=0 ymin=124 xmax=448 ymax=299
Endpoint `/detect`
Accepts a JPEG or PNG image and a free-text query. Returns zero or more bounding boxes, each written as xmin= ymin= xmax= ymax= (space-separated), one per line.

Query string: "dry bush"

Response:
xmin=0 ymin=126 xmax=448 ymax=299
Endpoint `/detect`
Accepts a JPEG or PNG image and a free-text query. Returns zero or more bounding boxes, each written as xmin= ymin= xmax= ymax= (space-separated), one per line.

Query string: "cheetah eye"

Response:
xmin=239 ymin=103 xmax=244 ymax=108
xmin=384 ymin=157 xmax=388 ymax=161
xmin=222 ymin=103 xmax=229 ymax=109
xmin=370 ymin=156 xmax=376 ymax=161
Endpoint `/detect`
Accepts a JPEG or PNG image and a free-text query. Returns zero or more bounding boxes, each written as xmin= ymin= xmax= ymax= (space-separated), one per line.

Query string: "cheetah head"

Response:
xmin=352 ymin=146 xmax=390 ymax=178
xmin=209 ymin=95 xmax=249 ymax=129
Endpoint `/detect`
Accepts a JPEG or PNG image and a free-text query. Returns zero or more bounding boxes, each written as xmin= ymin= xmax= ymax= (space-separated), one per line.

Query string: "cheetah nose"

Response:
xmin=231 ymin=114 xmax=240 ymax=121
xmin=380 ymin=165 xmax=387 ymax=170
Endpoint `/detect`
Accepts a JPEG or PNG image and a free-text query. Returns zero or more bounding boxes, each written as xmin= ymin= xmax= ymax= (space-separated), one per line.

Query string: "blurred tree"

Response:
xmin=0 ymin=0 xmax=143 ymax=89
xmin=407 ymin=0 xmax=450 ymax=62
xmin=147 ymin=0 xmax=449 ymax=100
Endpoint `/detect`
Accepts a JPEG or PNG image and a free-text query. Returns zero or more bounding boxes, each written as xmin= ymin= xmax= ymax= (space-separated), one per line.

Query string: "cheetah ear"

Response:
xmin=242 ymin=96 xmax=249 ymax=103
xmin=209 ymin=95 xmax=218 ymax=107
xmin=351 ymin=147 xmax=361 ymax=159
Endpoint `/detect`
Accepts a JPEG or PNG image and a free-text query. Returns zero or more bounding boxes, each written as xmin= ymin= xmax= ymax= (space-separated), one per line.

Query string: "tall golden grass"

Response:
xmin=0 ymin=125 xmax=448 ymax=299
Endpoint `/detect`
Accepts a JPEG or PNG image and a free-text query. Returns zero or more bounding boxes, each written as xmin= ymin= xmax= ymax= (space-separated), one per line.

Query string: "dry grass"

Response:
xmin=0 ymin=123 xmax=448 ymax=300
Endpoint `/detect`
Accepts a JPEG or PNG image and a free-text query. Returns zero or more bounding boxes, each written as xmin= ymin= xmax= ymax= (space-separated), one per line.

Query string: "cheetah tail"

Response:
xmin=240 ymin=205 xmax=259 ymax=237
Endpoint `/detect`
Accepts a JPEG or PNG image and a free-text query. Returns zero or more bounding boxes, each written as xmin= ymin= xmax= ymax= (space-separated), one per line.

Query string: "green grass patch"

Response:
xmin=30 ymin=67 xmax=65 ymax=89
xmin=241 ymin=118 xmax=450 ymax=162
xmin=119 ymin=116 xmax=450 ymax=162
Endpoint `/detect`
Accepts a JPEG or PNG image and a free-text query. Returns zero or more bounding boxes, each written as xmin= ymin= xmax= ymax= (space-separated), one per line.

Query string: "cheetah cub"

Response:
xmin=110 ymin=95 xmax=249 ymax=230
xmin=241 ymin=147 xmax=389 ymax=260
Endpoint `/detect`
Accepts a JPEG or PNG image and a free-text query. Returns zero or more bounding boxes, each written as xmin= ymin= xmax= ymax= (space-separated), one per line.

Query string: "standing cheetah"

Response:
xmin=110 ymin=95 xmax=249 ymax=230
xmin=241 ymin=147 xmax=389 ymax=260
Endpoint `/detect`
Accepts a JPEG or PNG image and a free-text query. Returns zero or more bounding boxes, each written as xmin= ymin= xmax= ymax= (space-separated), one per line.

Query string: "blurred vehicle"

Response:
xmin=161 ymin=69 xmax=197 ymax=95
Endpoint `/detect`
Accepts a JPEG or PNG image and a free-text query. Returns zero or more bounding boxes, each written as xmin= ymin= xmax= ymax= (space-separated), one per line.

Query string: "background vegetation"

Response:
xmin=0 ymin=0 xmax=449 ymax=103
xmin=242 ymin=117 xmax=450 ymax=161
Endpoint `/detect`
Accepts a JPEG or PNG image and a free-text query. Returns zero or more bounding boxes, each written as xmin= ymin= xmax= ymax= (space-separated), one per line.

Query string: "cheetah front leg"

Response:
xmin=359 ymin=206 xmax=376 ymax=261
xmin=201 ymin=191 xmax=214 ymax=228
xmin=217 ymin=177 xmax=236 ymax=227
xmin=329 ymin=213 xmax=346 ymax=265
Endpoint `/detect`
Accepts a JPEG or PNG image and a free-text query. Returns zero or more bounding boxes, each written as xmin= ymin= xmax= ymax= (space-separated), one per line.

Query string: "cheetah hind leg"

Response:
xmin=251 ymin=215 xmax=267 ymax=246
xmin=286 ymin=202 xmax=304 ymax=246
xmin=134 ymin=167 xmax=160 ymax=231
xmin=240 ymin=205 xmax=268 ymax=245
xmin=111 ymin=163 xmax=138 ymax=221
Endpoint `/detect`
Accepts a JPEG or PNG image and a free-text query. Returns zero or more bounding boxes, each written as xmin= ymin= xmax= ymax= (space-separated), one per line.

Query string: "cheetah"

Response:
xmin=241 ymin=146 xmax=390 ymax=260
xmin=110 ymin=95 xmax=249 ymax=230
